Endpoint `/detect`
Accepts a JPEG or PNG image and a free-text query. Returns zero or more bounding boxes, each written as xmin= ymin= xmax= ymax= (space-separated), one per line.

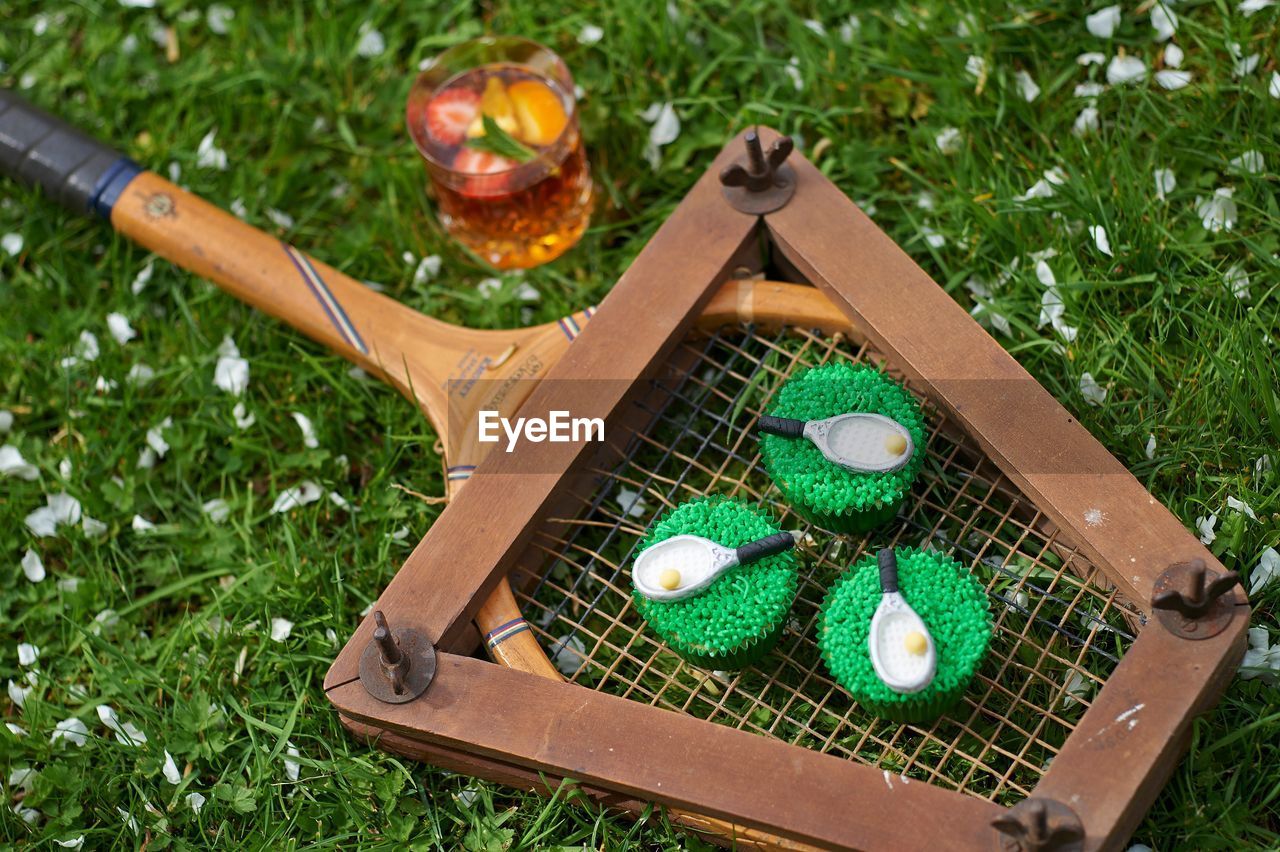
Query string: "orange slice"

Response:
xmin=508 ymin=80 xmax=568 ymax=146
xmin=466 ymin=77 xmax=520 ymax=139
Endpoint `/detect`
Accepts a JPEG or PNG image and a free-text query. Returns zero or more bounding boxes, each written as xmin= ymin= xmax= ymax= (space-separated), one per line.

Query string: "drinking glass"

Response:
xmin=407 ymin=36 xmax=593 ymax=269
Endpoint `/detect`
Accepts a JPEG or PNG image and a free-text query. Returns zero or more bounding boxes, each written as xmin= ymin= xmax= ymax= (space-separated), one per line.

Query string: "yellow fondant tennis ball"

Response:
xmin=904 ymin=631 xmax=927 ymax=656
xmin=658 ymin=568 xmax=682 ymax=590
xmin=885 ymin=434 xmax=908 ymax=456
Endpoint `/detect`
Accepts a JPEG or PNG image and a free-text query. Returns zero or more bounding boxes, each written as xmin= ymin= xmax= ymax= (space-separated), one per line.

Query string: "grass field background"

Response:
xmin=2 ymin=1 xmax=1278 ymax=848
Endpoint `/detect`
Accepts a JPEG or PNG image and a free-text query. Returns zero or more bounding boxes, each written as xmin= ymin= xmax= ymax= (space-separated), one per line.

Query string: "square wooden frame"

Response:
xmin=326 ymin=129 xmax=1248 ymax=851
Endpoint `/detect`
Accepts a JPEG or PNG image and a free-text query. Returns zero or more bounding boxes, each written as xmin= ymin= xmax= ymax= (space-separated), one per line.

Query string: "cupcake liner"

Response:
xmin=794 ymin=496 xmax=903 ymax=535
xmin=633 ymin=497 xmax=798 ymax=671
xmin=818 ymin=547 xmax=992 ymax=724
xmin=666 ymin=616 xmax=788 ymax=670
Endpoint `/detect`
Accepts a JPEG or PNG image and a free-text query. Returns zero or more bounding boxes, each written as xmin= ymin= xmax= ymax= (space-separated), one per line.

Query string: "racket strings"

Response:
xmin=507 ymin=323 xmax=1139 ymax=804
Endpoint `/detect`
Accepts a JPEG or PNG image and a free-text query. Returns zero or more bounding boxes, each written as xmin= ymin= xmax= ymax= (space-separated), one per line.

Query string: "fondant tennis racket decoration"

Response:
xmin=632 ymin=530 xmax=802 ymax=602
xmin=868 ymin=549 xmax=936 ymax=694
xmin=757 ymin=411 xmax=914 ymax=473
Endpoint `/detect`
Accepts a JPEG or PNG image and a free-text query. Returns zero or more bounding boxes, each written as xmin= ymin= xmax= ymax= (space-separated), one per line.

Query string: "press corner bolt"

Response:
xmin=358 ymin=610 xmax=437 ymax=704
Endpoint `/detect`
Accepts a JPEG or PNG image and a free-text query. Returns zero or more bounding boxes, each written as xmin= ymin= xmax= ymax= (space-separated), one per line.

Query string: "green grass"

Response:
xmin=2 ymin=0 xmax=1278 ymax=848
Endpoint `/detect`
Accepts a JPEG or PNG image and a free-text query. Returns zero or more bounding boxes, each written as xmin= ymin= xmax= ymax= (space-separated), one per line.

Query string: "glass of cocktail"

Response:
xmin=407 ymin=36 xmax=593 ymax=269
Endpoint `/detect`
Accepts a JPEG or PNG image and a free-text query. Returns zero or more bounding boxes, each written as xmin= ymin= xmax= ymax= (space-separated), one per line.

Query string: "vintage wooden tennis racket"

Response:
xmin=0 ymin=90 xmax=847 ymax=684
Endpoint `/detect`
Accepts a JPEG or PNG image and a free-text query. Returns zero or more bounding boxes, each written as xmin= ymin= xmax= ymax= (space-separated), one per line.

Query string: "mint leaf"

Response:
xmin=464 ymin=115 xmax=537 ymax=163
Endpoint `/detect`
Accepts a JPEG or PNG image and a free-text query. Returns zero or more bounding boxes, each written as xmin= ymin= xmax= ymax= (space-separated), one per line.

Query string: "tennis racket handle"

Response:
xmin=757 ymin=415 xmax=806 ymax=438
xmin=0 ymin=90 xmax=137 ymax=216
xmin=877 ymin=548 xmax=899 ymax=594
xmin=735 ymin=532 xmax=799 ymax=564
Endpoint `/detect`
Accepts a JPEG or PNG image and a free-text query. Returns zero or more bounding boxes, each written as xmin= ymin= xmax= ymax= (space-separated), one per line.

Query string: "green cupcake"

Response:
xmin=759 ymin=362 xmax=926 ymax=533
xmin=818 ymin=547 xmax=991 ymax=723
xmin=632 ymin=497 xmax=798 ymax=669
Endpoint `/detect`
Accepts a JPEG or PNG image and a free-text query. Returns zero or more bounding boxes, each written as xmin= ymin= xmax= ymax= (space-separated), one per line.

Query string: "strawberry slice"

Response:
xmin=453 ymin=148 xmax=516 ymax=197
xmin=425 ymin=88 xmax=480 ymax=145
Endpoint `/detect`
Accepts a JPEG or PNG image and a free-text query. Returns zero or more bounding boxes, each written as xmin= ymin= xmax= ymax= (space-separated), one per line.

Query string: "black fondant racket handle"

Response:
xmin=735 ymin=532 xmax=798 ymax=565
xmin=758 ymin=415 xmax=806 ymax=438
xmin=878 ymin=548 xmax=899 ymax=594
xmin=0 ymin=90 xmax=137 ymax=217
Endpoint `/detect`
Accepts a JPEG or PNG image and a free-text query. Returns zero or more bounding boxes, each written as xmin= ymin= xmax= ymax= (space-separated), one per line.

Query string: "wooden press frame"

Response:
xmin=326 ymin=129 xmax=1248 ymax=851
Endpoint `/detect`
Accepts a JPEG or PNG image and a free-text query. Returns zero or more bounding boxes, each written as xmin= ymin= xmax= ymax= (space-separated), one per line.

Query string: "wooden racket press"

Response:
xmin=326 ymin=128 xmax=1248 ymax=851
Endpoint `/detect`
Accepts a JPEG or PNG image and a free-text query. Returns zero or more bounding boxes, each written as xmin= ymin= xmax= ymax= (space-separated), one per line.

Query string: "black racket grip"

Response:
xmin=877 ymin=548 xmax=899 ymax=594
xmin=735 ymin=532 xmax=798 ymax=565
xmin=758 ymin=415 xmax=806 ymax=438
xmin=0 ymin=90 xmax=133 ymax=216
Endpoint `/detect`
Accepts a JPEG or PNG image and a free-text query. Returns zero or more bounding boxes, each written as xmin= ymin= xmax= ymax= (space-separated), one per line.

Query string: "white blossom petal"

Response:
xmin=1085 ymin=6 xmax=1121 ymax=38
xmin=162 ymin=750 xmax=182 ymax=784
xmin=1074 ymin=82 xmax=1106 ymax=98
xmin=1150 ymin=4 xmax=1177 ymax=41
xmin=1250 ymin=547 xmax=1279 ymax=595
xmin=1239 ymin=0 xmax=1276 ymax=13
xmin=131 ymin=261 xmax=154 ymax=294
xmin=106 ymin=312 xmax=137 ymax=345
xmin=284 ymin=745 xmax=301 ymax=781
xmin=412 ymin=254 xmax=441 ymax=285
xmin=1144 ymin=434 xmax=1156 ymax=459
xmin=270 ymin=480 xmax=324 ymax=514
xmin=24 ymin=493 xmax=81 ymax=538
xmin=196 ymin=130 xmax=228 ymax=171
xmin=1163 ymin=43 xmax=1183 ymax=68
xmin=784 ymin=57 xmax=804 ymax=92
xmin=202 ymin=498 xmax=231 ymax=523
xmin=1230 ymin=150 xmax=1265 ymax=175
xmin=1239 ymin=626 xmax=1280 ymax=681
xmin=1 ymin=445 xmax=40 ymax=480
xmin=1153 ymin=167 xmax=1176 ymax=200
xmin=935 ymin=126 xmax=962 ymax=155
xmin=186 ymin=791 xmax=206 ymax=813
xmin=965 ymin=55 xmax=987 ymax=81
xmin=1088 ymin=224 xmax=1113 ymax=257
xmin=578 ymin=23 xmax=604 ymax=44
xmin=1228 ymin=42 xmax=1260 ymax=76
xmin=54 ymin=837 xmax=84 ymax=850
xmin=1073 ymin=106 xmax=1100 ymax=136
xmin=1077 ymin=52 xmax=1106 ymax=66
xmin=1195 ymin=188 xmax=1237 ymax=232
xmin=7 ymin=679 xmax=33 ymax=708
xmin=1079 ymin=372 xmax=1107 ymax=405
xmin=214 ymin=336 xmax=250 ymax=395
xmin=291 ymin=412 xmax=319 ymax=449
xmin=232 ymin=402 xmax=255 ymax=429
xmin=0 ymin=410 xmax=11 ymax=432
xmin=6 ymin=723 xmax=27 ymax=737
xmin=127 ymin=363 xmax=156 ymax=385
xmin=131 ymin=514 xmax=157 ymax=533
xmin=1154 ymin=69 xmax=1192 ymax=90
xmin=97 ymin=704 xmax=148 ymax=745
xmin=616 ymin=486 xmax=648 ymax=518
xmin=1227 ymin=495 xmax=1258 ymax=521
xmin=1195 ymin=514 xmax=1217 ymax=545
xmin=20 ymin=547 xmax=45 ymax=580
xmin=355 ymin=23 xmax=385 ymax=58
xmin=51 ymin=716 xmax=89 ymax=747
xmin=1061 ymin=670 xmax=1090 ymax=708
xmin=1106 ymin=55 xmax=1147 ymax=85
xmin=207 ymin=4 xmax=234 ymax=34
xmin=1270 ymin=72 xmax=1280 ymax=99
xmin=643 ymin=102 xmax=680 ymax=148
xmin=1015 ymin=70 xmax=1041 ymax=102
xmin=17 ymin=643 xmax=39 ymax=666
xmin=839 ymin=14 xmax=861 ymax=42
xmin=2 ymin=232 xmax=23 ymax=256
xmin=549 ymin=634 xmax=587 ymax=676
xmin=270 ymin=618 xmax=294 ymax=642
xmin=1225 ymin=265 xmax=1251 ymax=300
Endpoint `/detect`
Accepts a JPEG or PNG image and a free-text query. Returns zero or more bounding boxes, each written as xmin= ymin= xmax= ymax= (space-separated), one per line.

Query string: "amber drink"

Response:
xmin=408 ymin=37 xmax=592 ymax=269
